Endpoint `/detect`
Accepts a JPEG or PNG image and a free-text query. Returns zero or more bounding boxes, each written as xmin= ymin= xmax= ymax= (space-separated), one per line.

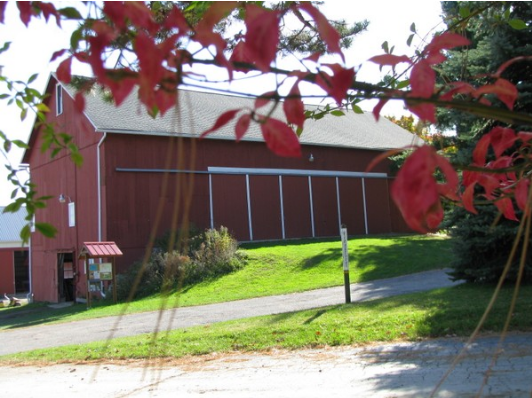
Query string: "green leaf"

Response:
xmin=0 ymin=41 xmax=11 ymax=54
xmin=0 ymin=93 xmax=9 ymax=100
xmin=351 ymin=104 xmax=364 ymax=114
xmin=3 ymin=139 xmax=11 ymax=153
xmin=58 ymin=7 xmax=83 ymax=20
xmin=410 ymin=22 xmax=416 ymax=33
xmin=11 ymin=140 xmax=29 ymax=149
xmin=381 ymin=41 xmax=389 ymax=53
xmin=27 ymin=73 xmax=38 ymax=84
xmin=20 ymin=108 xmax=28 ymax=121
xmin=10 ymin=189 xmax=19 ymax=199
xmin=331 ymin=110 xmax=345 ymax=116
xmin=508 ymin=19 xmax=527 ymax=30
xmin=36 ymin=103 xmax=50 ymax=112
xmin=20 ymin=224 xmax=31 ymax=243
xmin=4 ymin=201 xmax=22 ymax=213
xmin=396 ymin=80 xmax=410 ymax=90
xmin=407 ymin=34 xmax=414 ymax=47
xmin=70 ymin=151 xmax=84 ymax=166
xmin=35 ymin=222 xmax=57 ymax=238
xmin=70 ymin=28 xmax=83 ymax=51
xmin=459 ymin=6 xmax=470 ymax=18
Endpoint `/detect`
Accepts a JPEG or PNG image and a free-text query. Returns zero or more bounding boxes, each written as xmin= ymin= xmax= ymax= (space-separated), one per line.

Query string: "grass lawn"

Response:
xmin=0 ymin=234 xmax=453 ymax=330
xmin=3 ymin=283 xmax=531 ymax=363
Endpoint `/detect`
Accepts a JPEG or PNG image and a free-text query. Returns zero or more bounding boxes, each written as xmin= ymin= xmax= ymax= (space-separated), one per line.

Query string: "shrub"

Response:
xmin=115 ymin=251 xmax=190 ymax=301
xmin=116 ymin=226 xmax=246 ymax=300
xmin=186 ymin=226 xmax=246 ymax=284
xmin=447 ymin=205 xmax=532 ymax=284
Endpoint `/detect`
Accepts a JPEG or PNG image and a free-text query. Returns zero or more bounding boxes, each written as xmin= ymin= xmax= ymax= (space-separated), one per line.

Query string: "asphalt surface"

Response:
xmin=2 ymin=269 xmax=531 ymax=397
xmin=0 ymin=269 xmax=459 ymax=356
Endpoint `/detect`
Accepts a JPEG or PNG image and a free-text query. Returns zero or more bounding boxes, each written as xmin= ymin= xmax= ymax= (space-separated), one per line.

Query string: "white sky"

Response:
xmin=0 ymin=1 xmax=444 ymax=206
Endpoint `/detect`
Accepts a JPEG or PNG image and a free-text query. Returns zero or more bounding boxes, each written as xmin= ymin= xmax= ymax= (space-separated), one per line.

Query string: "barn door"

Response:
xmin=57 ymin=252 xmax=75 ymax=302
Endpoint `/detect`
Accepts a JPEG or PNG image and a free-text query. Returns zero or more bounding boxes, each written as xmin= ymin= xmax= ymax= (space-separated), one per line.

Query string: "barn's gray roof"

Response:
xmin=0 ymin=207 xmax=26 ymax=245
xmin=62 ymin=81 xmax=420 ymax=151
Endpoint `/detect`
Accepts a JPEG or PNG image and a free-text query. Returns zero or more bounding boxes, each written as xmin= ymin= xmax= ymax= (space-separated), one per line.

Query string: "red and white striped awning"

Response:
xmin=80 ymin=242 xmax=123 ymax=258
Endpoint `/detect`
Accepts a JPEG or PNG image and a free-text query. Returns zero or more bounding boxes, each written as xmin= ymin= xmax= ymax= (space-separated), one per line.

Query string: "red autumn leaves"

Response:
xmin=9 ymin=1 xmax=531 ymax=233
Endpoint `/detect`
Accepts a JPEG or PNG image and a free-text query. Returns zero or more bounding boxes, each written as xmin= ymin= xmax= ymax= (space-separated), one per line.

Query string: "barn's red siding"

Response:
xmin=0 ymin=250 xmax=15 ymax=294
xmin=25 ymin=79 xmax=102 ymax=301
xmin=24 ymin=77 xmax=413 ymax=302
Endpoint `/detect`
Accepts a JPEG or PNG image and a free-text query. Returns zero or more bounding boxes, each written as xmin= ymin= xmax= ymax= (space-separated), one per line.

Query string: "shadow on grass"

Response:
xmin=299 ymin=235 xmax=454 ymax=281
xmin=0 ymin=302 xmax=105 ymax=331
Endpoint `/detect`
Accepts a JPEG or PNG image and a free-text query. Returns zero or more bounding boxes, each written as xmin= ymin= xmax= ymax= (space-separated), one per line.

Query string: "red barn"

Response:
xmin=0 ymin=207 xmax=29 ymax=297
xmin=23 ymin=75 xmax=419 ymax=302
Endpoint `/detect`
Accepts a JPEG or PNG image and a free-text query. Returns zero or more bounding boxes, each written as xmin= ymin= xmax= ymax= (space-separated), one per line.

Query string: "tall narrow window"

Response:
xmin=56 ymin=84 xmax=63 ymax=115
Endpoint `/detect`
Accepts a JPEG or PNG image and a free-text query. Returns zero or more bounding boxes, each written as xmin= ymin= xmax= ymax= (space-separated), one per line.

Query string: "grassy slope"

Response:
xmin=4 ymin=284 xmax=532 ymax=362
xmin=0 ymin=234 xmax=452 ymax=329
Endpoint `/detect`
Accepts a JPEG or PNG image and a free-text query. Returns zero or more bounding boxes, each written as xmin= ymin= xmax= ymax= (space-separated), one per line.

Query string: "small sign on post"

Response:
xmin=341 ymin=227 xmax=351 ymax=303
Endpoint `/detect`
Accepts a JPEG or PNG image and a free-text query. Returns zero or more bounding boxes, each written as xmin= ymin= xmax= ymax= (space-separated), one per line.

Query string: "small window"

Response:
xmin=68 ymin=202 xmax=75 ymax=227
xmin=56 ymin=84 xmax=63 ymax=115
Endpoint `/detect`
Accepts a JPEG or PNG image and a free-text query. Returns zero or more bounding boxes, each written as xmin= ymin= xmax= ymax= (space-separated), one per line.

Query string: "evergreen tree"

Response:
xmin=438 ymin=2 xmax=532 ymax=283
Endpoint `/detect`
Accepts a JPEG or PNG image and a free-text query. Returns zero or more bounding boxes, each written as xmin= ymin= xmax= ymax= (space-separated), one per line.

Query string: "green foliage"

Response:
xmin=186 ymin=226 xmax=247 ymax=284
xmin=446 ymin=206 xmax=532 ymax=283
xmin=115 ymin=251 xmax=190 ymax=300
xmin=437 ymin=2 xmax=532 ymax=282
xmin=116 ymin=227 xmax=246 ymax=300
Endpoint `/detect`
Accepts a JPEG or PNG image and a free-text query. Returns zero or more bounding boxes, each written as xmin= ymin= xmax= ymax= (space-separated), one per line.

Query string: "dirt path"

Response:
xmin=2 ymin=332 xmax=532 ymax=397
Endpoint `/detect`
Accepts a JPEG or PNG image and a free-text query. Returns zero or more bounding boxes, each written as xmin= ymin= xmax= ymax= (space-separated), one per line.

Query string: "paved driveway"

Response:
xmin=0 ymin=269 xmax=459 ymax=356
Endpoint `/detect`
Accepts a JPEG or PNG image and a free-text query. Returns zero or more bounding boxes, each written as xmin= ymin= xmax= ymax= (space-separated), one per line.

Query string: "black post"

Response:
xmin=341 ymin=227 xmax=351 ymax=304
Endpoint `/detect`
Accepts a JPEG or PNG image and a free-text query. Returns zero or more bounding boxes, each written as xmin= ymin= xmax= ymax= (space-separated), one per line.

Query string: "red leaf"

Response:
xmin=103 ymin=2 xmax=127 ymax=30
xmin=194 ymin=2 xmax=236 ymax=58
xmin=494 ymin=197 xmax=518 ymax=221
xmin=488 ymin=127 xmax=517 ymax=158
xmin=316 ymin=64 xmax=355 ymax=105
xmin=163 ymin=5 xmax=190 ymax=34
xmin=435 ymin=153 xmax=459 ymax=201
xmin=304 ymin=52 xmax=321 ymax=63
xmin=474 ymin=78 xmax=518 ymax=110
xmin=369 ymin=54 xmax=411 ymax=67
xmin=244 ymin=4 xmax=280 ymax=71
xmin=260 ymin=117 xmax=301 ymax=157
xmin=410 ymin=60 xmax=435 ymax=98
xmin=136 ymin=32 xmax=164 ymax=86
xmin=473 ymin=134 xmax=491 ymax=165
xmin=197 ymin=2 xmax=237 ymax=30
xmin=201 ymin=109 xmax=240 ymax=138
xmin=518 ymin=132 xmax=532 ymax=143
xmin=0 ymin=2 xmax=7 ymax=24
xmin=56 ymin=56 xmax=73 ymax=84
xmin=406 ymin=102 xmax=436 ymax=123
xmin=372 ymin=98 xmax=389 ymax=121
xmin=235 ymin=114 xmax=251 ymax=141
xmin=283 ymin=84 xmax=305 ymax=129
xmin=38 ymin=2 xmax=60 ymax=26
xmin=440 ymin=82 xmax=475 ymax=101
xmin=106 ymin=74 xmax=137 ymax=106
xmin=230 ymin=41 xmax=253 ymax=73
xmin=124 ymin=2 xmax=157 ymax=33
xmin=473 ymin=127 xmax=517 ymax=164
xmin=298 ymin=3 xmax=343 ymax=61
xmin=515 ymin=178 xmax=530 ymax=213
xmin=17 ymin=2 xmax=34 ymax=26
xmin=391 ymin=146 xmax=457 ymax=232
xmin=426 ymin=32 xmax=470 ymax=53
xmin=50 ymin=49 xmax=67 ymax=62
xmin=74 ymin=92 xmax=85 ymax=113
xmin=255 ymin=91 xmax=277 ymax=109
xmin=461 ymin=184 xmax=478 ymax=214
